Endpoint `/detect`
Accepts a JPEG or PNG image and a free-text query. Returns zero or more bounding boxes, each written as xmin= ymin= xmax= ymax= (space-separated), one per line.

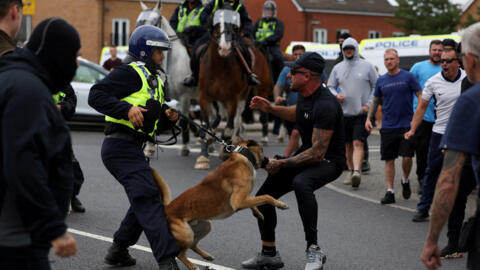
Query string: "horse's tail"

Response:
xmin=151 ymin=168 xmax=172 ymax=206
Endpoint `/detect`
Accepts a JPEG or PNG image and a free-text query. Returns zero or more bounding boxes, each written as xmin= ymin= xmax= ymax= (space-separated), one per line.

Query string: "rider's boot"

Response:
xmin=248 ymin=72 xmax=260 ymax=86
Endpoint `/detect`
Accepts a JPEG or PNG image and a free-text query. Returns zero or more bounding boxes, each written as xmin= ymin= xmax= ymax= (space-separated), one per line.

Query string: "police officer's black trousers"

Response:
xmin=101 ymin=138 xmax=179 ymax=262
xmin=265 ymin=45 xmax=285 ymax=83
xmin=71 ymin=154 xmax=84 ymax=196
xmin=255 ymin=160 xmax=343 ymax=246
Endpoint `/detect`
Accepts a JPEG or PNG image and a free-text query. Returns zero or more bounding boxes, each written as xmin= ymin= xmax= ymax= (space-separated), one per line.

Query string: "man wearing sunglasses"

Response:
xmin=243 ymin=52 xmax=345 ymax=270
xmin=405 ymin=48 xmax=465 ymax=224
xmin=421 ymin=22 xmax=480 ymax=270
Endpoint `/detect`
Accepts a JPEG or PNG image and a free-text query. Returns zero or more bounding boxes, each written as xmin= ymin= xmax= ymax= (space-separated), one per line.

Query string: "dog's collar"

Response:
xmin=228 ymin=145 xmax=258 ymax=168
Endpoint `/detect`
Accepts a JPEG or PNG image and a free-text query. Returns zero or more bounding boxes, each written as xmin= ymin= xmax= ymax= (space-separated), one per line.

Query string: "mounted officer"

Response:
xmin=183 ymin=0 xmax=261 ymax=87
xmin=169 ymin=0 xmax=208 ymax=53
xmin=88 ymin=25 xmax=180 ymax=270
xmin=254 ymin=0 xmax=284 ymax=82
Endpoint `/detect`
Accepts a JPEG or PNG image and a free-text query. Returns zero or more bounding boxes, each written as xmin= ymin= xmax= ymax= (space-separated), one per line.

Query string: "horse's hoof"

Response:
xmin=261 ymin=136 xmax=269 ymax=144
xmin=208 ymin=145 xmax=215 ymax=153
xmin=180 ymin=148 xmax=190 ymax=156
xmin=194 ymin=156 xmax=210 ymax=170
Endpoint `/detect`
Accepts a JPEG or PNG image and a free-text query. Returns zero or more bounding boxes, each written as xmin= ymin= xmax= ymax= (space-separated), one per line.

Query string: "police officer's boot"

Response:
xmin=104 ymin=242 xmax=136 ymax=266
xmin=183 ymin=75 xmax=197 ymax=87
xmin=158 ymin=256 xmax=180 ymax=270
xmin=71 ymin=196 xmax=85 ymax=213
xmin=248 ymin=73 xmax=261 ymax=86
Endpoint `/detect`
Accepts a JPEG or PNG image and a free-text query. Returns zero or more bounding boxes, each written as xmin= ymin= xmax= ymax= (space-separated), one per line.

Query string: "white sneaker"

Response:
xmin=343 ymin=171 xmax=352 ymax=185
xmin=305 ymin=245 xmax=326 ymax=270
xmin=351 ymin=170 xmax=361 ymax=188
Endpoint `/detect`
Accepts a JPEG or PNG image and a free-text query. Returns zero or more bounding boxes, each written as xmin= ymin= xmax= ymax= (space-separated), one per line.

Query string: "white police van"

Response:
xmin=285 ymin=42 xmax=340 ymax=75
xmin=359 ymin=34 xmax=461 ymax=75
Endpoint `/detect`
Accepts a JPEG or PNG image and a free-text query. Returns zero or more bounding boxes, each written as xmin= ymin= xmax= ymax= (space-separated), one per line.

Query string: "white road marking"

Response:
xmin=67 ymin=228 xmax=236 ymax=270
xmin=325 ymin=184 xmax=416 ymax=213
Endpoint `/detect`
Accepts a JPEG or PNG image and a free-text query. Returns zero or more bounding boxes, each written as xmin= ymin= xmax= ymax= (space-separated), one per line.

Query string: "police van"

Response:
xmin=285 ymin=42 xmax=340 ymax=76
xmin=359 ymin=34 xmax=461 ymax=75
xmin=286 ymin=34 xmax=461 ymax=77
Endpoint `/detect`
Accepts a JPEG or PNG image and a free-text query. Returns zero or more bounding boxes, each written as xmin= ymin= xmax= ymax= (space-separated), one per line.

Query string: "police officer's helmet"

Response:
xmin=263 ymin=1 xmax=277 ymax=17
xmin=129 ymin=25 xmax=171 ymax=62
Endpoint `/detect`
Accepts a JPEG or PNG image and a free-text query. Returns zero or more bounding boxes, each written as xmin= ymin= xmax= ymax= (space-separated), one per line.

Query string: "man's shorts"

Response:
xmin=380 ymin=128 xmax=415 ymax=161
xmin=344 ymin=114 xmax=369 ymax=143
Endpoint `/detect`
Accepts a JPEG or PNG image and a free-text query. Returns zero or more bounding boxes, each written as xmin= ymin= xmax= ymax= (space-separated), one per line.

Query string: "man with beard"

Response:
xmin=0 ymin=18 xmax=80 ymax=269
xmin=328 ymin=37 xmax=377 ymax=188
xmin=366 ymin=48 xmax=422 ymax=204
xmin=409 ymin=40 xmax=443 ymax=197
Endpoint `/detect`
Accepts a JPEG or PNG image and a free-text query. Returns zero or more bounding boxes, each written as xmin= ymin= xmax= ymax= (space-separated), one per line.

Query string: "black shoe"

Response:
xmin=361 ymin=160 xmax=370 ymax=173
xmin=441 ymin=241 xmax=461 ymax=258
xmin=402 ymin=181 xmax=411 ymax=199
xmin=248 ymin=73 xmax=261 ymax=86
xmin=71 ymin=196 xmax=85 ymax=213
xmin=381 ymin=191 xmax=395 ymax=204
xmin=158 ymin=256 xmax=179 ymax=270
xmin=105 ymin=243 xmax=136 ymax=266
xmin=183 ymin=75 xmax=197 ymax=87
xmin=412 ymin=210 xmax=429 ymax=222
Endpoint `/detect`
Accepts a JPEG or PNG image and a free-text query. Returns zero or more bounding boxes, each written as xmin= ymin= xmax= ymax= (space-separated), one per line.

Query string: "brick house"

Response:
xmin=21 ymin=0 xmax=182 ymax=63
xmin=244 ymin=0 xmax=403 ymax=51
xmin=461 ymin=0 xmax=480 ymax=25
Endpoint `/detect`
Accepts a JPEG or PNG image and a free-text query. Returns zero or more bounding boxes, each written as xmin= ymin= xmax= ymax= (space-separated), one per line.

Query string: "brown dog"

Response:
xmin=152 ymin=139 xmax=288 ymax=270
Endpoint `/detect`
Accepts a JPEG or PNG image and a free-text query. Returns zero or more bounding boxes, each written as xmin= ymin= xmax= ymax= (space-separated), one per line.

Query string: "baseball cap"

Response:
xmin=286 ymin=52 xmax=325 ymax=74
xmin=442 ymin=38 xmax=457 ymax=49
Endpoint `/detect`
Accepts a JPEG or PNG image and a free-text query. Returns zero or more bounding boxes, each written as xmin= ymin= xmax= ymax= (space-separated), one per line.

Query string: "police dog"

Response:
xmin=152 ymin=139 xmax=289 ymax=270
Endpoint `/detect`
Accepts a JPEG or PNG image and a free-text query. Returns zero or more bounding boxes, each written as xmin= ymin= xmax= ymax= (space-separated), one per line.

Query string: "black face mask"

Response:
xmin=26 ymin=18 xmax=81 ymax=92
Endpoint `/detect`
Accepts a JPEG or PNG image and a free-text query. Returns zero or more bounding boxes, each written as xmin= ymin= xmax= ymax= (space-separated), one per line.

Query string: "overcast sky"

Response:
xmin=387 ymin=0 xmax=469 ymax=7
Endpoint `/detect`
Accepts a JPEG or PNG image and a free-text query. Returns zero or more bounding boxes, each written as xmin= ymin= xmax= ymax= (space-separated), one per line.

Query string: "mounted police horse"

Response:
xmin=136 ymin=0 xmax=196 ymax=156
xmin=194 ymin=6 xmax=269 ymax=169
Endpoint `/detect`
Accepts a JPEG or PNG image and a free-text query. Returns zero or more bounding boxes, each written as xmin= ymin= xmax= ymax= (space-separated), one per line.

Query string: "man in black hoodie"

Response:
xmin=0 ymin=18 xmax=80 ymax=269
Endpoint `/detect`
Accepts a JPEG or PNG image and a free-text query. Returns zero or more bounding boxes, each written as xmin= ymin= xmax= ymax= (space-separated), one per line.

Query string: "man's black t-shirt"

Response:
xmin=295 ymin=85 xmax=346 ymax=167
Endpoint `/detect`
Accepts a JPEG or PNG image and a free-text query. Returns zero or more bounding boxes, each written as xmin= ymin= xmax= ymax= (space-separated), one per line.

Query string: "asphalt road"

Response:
xmin=50 ymin=128 xmax=475 ymax=270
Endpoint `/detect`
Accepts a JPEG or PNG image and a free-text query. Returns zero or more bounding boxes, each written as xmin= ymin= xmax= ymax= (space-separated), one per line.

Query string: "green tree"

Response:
xmin=462 ymin=6 xmax=480 ymax=28
xmin=388 ymin=0 xmax=461 ymax=35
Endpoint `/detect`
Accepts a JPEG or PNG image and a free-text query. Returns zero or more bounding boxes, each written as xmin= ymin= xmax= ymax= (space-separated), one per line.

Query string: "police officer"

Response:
xmin=88 ymin=25 xmax=180 ymax=269
xmin=53 ymin=85 xmax=86 ymax=213
xmin=253 ymin=0 xmax=284 ymax=82
xmin=169 ymin=0 xmax=207 ymax=51
xmin=183 ymin=0 xmax=260 ymax=87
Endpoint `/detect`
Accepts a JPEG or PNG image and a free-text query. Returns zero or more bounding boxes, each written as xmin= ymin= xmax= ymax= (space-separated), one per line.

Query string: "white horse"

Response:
xmin=136 ymin=0 xmax=196 ymax=156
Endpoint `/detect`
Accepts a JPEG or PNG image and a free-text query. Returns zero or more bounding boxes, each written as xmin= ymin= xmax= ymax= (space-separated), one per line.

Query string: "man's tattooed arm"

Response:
xmin=426 ymin=149 xmax=466 ymax=243
xmin=280 ymin=128 xmax=333 ymax=168
xmin=367 ymin=97 xmax=379 ymax=121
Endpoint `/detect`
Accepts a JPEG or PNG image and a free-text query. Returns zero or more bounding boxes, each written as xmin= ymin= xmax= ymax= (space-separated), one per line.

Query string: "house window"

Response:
xmin=313 ymin=29 xmax=327 ymax=44
xmin=112 ymin=19 xmax=130 ymax=46
xmin=392 ymin=32 xmax=405 ymax=37
xmin=368 ymin=30 xmax=381 ymax=39
xmin=336 ymin=29 xmax=349 ymax=40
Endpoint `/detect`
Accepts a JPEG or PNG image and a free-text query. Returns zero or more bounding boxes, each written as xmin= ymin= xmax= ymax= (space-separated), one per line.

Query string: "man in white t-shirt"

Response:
xmin=404 ymin=49 xmax=465 ymax=222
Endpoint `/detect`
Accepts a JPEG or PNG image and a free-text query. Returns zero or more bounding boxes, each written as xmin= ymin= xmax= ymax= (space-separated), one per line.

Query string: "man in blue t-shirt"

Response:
xmin=409 ymin=40 xmax=443 ymax=194
xmin=421 ymin=22 xmax=480 ymax=270
xmin=365 ymin=48 xmax=422 ymax=204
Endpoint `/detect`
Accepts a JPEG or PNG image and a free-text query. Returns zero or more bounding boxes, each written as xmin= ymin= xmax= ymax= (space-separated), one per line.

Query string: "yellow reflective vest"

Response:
xmin=105 ymin=62 xmax=165 ymax=137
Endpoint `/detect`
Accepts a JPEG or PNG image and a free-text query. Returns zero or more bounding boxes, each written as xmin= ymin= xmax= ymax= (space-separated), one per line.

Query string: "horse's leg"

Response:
xmin=260 ymin=110 xmax=269 ymax=144
xmin=233 ymin=99 xmax=246 ymax=143
xmin=194 ymin=93 xmax=211 ymax=170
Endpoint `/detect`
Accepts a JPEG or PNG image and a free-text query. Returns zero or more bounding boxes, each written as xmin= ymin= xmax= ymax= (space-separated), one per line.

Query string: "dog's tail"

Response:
xmin=151 ymin=168 xmax=172 ymax=205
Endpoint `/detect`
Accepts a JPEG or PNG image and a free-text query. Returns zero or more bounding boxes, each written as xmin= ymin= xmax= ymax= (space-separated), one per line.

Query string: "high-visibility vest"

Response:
xmin=177 ymin=5 xmax=205 ymax=32
xmin=52 ymin=91 xmax=66 ymax=104
xmin=255 ymin=19 xmax=276 ymax=43
xmin=212 ymin=0 xmax=242 ymax=13
xmin=105 ymin=62 xmax=165 ymax=137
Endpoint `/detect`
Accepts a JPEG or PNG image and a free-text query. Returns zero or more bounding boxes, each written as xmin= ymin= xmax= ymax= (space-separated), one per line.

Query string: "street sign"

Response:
xmin=22 ymin=0 xmax=35 ymax=16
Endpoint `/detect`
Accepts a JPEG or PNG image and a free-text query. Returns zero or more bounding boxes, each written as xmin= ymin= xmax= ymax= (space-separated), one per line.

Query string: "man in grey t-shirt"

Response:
xmin=328 ymin=37 xmax=377 ymax=188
